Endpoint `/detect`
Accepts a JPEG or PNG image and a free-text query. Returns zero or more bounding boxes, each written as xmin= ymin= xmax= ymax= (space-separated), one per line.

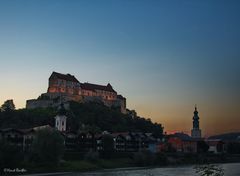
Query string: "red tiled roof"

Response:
xmin=80 ymin=83 xmax=116 ymax=93
xmin=50 ymin=71 xmax=80 ymax=83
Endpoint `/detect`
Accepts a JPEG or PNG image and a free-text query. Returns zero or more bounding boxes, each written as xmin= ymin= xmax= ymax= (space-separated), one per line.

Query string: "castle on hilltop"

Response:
xmin=26 ymin=72 xmax=126 ymax=113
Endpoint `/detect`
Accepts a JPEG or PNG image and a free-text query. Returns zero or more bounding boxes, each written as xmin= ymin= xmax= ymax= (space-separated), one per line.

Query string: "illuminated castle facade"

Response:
xmin=26 ymin=72 xmax=126 ymax=113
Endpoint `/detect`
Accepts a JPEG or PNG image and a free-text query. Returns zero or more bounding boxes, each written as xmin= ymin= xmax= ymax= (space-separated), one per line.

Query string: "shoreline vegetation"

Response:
xmin=20 ymin=153 xmax=240 ymax=174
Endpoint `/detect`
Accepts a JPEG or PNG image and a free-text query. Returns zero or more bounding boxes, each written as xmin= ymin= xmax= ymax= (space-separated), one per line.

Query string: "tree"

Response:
xmin=1 ymin=99 xmax=15 ymax=111
xmin=101 ymin=134 xmax=114 ymax=158
xmin=0 ymin=139 xmax=23 ymax=171
xmin=133 ymin=150 xmax=155 ymax=166
xmin=197 ymin=141 xmax=209 ymax=153
xmin=30 ymin=128 xmax=64 ymax=165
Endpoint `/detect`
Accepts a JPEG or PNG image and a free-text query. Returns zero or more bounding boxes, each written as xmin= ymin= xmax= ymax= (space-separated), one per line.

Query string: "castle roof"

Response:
xmin=117 ymin=95 xmax=126 ymax=100
xmin=80 ymin=82 xmax=116 ymax=93
xmin=50 ymin=71 xmax=80 ymax=83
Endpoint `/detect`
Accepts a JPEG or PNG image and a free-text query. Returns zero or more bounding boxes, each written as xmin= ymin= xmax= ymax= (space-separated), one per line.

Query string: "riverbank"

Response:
xmin=22 ymin=153 xmax=240 ymax=174
xmin=22 ymin=163 xmax=240 ymax=176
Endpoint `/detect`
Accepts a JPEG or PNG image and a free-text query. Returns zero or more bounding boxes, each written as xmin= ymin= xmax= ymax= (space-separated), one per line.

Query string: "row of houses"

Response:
xmin=64 ymin=131 xmax=160 ymax=152
xmin=1 ymin=125 xmax=233 ymax=154
xmin=0 ymin=126 xmax=161 ymax=153
xmin=165 ymin=132 xmax=239 ymax=154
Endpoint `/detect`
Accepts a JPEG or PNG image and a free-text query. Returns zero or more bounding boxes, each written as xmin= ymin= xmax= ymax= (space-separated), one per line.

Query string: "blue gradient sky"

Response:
xmin=0 ymin=0 xmax=240 ymax=135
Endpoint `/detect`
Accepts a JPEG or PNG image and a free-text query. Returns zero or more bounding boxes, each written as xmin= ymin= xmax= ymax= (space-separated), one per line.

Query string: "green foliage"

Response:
xmin=61 ymin=158 xmax=133 ymax=172
xmin=133 ymin=151 xmax=168 ymax=166
xmin=69 ymin=101 xmax=163 ymax=136
xmin=0 ymin=108 xmax=56 ymax=129
xmin=0 ymin=139 xmax=24 ymax=171
xmin=195 ymin=164 xmax=224 ymax=176
xmin=0 ymin=101 xmax=163 ymax=140
xmin=30 ymin=128 xmax=64 ymax=165
xmin=84 ymin=150 xmax=99 ymax=162
xmin=63 ymin=152 xmax=85 ymax=160
xmin=100 ymin=134 xmax=114 ymax=159
xmin=197 ymin=141 xmax=210 ymax=153
xmin=133 ymin=150 xmax=155 ymax=166
xmin=1 ymin=100 xmax=15 ymax=112
xmin=60 ymin=160 xmax=99 ymax=172
xmin=154 ymin=152 xmax=168 ymax=165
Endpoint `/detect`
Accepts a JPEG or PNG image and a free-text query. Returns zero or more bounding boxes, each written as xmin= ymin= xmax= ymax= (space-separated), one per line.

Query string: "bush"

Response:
xmin=100 ymin=134 xmax=114 ymax=159
xmin=0 ymin=140 xmax=24 ymax=171
xmin=63 ymin=152 xmax=85 ymax=160
xmin=84 ymin=150 xmax=99 ymax=162
xmin=133 ymin=151 xmax=155 ymax=166
xmin=154 ymin=152 xmax=168 ymax=165
xmin=29 ymin=128 xmax=64 ymax=166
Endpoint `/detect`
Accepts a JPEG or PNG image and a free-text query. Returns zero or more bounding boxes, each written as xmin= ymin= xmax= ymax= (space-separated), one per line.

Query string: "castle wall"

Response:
xmin=26 ymin=99 xmax=54 ymax=109
xmin=26 ymin=72 xmax=127 ymax=114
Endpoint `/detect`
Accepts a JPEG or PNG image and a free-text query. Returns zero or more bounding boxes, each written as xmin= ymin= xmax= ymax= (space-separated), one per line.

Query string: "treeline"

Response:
xmin=0 ymin=101 xmax=163 ymax=137
xmin=0 ymin=107 xmax=55 ymax=129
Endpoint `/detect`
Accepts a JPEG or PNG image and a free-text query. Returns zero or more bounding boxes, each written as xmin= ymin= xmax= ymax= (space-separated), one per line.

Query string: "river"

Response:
xmin=68 ymin=163 xmax=240 ymax=176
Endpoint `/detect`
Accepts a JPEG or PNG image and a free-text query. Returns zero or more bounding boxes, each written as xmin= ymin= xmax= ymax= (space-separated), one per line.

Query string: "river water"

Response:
xmin=69 ymin=163 xmax=240 ymax=176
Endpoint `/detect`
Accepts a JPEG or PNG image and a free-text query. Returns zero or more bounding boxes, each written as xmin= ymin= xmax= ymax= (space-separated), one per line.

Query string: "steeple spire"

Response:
xmin=191 ymin=105 xmax=201 ymax=138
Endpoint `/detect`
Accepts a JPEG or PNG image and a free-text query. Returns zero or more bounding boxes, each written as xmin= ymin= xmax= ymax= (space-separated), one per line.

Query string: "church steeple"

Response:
xmin=191 ymin=105 xmax=202 ymax=138
xmin=193 ymin=105 xmax=199 ymax=129
xmin=55 ymin=104 xmax=68 ymax=132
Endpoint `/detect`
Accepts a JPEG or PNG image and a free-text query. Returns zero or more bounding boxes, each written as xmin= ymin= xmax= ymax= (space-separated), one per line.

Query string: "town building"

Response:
xmin=206 ymin=139 xmax=225 ymax=154
xmin=26 ymin=71 xmax=126 ymax=113
xmin=167 ymin=133 xmax=198 ymax=153
xmin=0 ymin=125 xmax=51 ymax=151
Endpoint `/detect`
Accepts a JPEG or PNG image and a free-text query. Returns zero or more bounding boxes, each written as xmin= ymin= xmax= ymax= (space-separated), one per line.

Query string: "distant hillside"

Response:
xmin=0 ymin=101 xmax=163 ymax=137
xmin=67 ymin=101 xmax=163 ymax=137
xmin=208 ymin=132 xmax=240 ymax=141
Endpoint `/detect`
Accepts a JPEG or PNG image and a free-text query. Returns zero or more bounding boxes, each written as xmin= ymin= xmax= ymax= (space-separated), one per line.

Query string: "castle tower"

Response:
xmin=55 ymin=104 xmax=68 ymax=132
xmin=191 ymin=105 xmax=202 ymax=138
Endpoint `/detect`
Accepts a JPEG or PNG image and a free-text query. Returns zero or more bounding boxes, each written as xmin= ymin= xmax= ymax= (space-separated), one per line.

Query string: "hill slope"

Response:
xmin=0 ymin=101 xmax=163 ymax=137
xmin=208 ymin=132 xmax=240 ymax=141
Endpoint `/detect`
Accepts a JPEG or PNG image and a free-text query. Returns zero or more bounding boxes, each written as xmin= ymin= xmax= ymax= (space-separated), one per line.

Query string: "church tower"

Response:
xmin=55 ymin=104 xmax=68 ymax=132
xmin=191 ymin=105 xmax=202 ymax=138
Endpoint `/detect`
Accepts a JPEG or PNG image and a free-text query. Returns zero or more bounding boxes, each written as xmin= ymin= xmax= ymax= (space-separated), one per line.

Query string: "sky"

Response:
xmin=0 ymin=0 xmax=240 ymax=136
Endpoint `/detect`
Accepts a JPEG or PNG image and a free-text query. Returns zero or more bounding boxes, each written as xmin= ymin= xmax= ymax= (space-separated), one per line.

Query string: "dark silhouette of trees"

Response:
xmin=30 ymin=128 xmax=64 ymax=165
xmin=197 ymin=141 xmax=209 ymax=153
xmin=0 ymin=101 xmax=163 ymax=139
xmin=1 ymin=99 xmax=15 ymax=112
xmin=101 ymin=134 xmax=114 ymax=158
xmin=0 ymin=139 xmax=23 ymax=171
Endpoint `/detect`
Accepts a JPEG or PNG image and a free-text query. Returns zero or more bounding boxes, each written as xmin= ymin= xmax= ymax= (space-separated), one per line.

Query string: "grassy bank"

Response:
xmin=59 ymin=158 xmax=134 ymax=172
xmin=15 ymin=153 xmax=240 ymax=174
xmin=23 ymin=158 xmax=134 ymax=173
